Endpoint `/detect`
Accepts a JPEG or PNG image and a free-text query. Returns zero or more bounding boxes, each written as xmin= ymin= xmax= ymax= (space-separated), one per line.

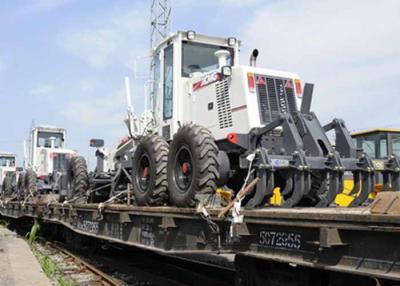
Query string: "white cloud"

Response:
xmin=242 ymin=0 xmax=400 ymax=129
xmin=29 ymin=83 xmax=54 ymax=99
xmin=61 ymin=88 xmax=126 ymax=127
xmin=23 ymin=0 xmax=74 ymax=14
xmin=217 ymin=0 xmax=260 ymax=6
xmin=61 ymin=28 xmax=119 ymax=68
xmin=58 ymin=8 xmax=147 ymax=68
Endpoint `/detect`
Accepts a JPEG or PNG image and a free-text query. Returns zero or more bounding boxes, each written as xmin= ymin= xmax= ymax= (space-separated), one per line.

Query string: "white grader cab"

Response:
xmin=19 ymin=125 xmax=88 ymax=201
xmin=89 ymin=31 xmax=400 ymax=209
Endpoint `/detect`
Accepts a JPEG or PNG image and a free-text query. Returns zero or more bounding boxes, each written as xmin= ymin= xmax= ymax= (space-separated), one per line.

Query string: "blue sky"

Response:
xmin=0 ymin=0 xmax=399 ymax=166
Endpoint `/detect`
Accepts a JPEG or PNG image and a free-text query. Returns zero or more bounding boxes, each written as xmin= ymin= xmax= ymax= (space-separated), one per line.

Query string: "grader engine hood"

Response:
xmin=189 ymin=66 xmax=303 ymax=140
xmin=34 ymin=148 xmax=76 ymax=176
xmin=246 ymin=69 xmax=303 ymax=125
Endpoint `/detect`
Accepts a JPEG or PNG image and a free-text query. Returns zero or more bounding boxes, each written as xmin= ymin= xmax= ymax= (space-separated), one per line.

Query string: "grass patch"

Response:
xmin=27 ymin=222 xmax=40 ymax=244
xmin=32 ymin=248 xmax=75 ymax=286
xmin=0 ymin=219 xmax=9 ymax=227
xmin=27 ymin=223 xmax=76 ymax=286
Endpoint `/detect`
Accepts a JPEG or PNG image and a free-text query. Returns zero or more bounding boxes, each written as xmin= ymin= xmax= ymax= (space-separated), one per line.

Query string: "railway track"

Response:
xmin=35 ymin=241 xmax=124 ymax=286
xmin=33 ymin=232 xmax=234 ymax=286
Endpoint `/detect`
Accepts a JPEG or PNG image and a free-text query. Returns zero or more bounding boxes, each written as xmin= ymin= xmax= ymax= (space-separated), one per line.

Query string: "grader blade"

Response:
xmin=316 ymin=172 xmax=328 ymax=196
xmin=246 ymin=171 xmax=275 ymax=208
xmin=280 ymin=174 xmax=293 ymax=196
xmin=348 ymin=171 xmax=361 ymax=196
xmin=245 ymin=148 xmax=276 ymax=208
xmin=282 ymin=170 xmax=305 ymax=208
xmin=303 ymin=171 xmax=312 ymax=197
xmin=316 ymin=171 xmax=343 ymax=207
xmin=349 ymin=172 xmax=375 ymax=207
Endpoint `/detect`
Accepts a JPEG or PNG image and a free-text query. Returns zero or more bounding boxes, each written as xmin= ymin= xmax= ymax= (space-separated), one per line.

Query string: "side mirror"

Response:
xmin=90 ymin=139 xmax=104 ymax=148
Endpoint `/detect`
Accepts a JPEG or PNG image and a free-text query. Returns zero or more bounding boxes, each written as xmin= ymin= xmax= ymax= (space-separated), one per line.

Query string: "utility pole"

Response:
xmin=150 ymin=0 xmax=171 ymax=50
xmin=149 ymin=0 xmax=171 ymax=112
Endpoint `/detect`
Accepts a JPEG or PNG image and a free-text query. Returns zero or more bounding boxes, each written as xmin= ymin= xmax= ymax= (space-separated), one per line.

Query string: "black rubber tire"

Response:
xmin=167 ymin=124 xmax=219 ymax=207
xmin=17 ymin=173 xmax=25 ymax=199
xmin=67 ymin=156 xmax=89 ymax=200
xmin=132 ymin=135 xmax=169 ymax=206
xmin=2 ymin=174 xmax=13 ymax=197
xmin=25 ymin=169 xmax=37 ymax=196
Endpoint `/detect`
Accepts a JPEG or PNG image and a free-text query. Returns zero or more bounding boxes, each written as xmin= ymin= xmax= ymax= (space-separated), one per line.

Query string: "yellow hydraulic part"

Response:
xmin=335 ymin=180 xmax=384 ymax=206
xmin=217 ymin=182 xmax=383 ymax=207
xmin=270 ymin=188 xmax=282 ymax=206
xmin=216 ymin=187 xmax=233 ymax=204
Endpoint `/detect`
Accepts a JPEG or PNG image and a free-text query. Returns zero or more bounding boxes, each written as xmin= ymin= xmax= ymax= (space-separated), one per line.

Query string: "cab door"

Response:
xmin=160 ymin=44 xmax=174 ymax=140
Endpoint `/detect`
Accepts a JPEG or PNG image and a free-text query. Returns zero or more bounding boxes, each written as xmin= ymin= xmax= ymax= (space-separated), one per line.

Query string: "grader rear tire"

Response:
xmin=2 ymin=175 xmax=12 ymax=198
xmin=17 ymin=173 xmax=25 ymax=199
xmin=167 ymin=124 xmax=220 ymax=207
xmin=25 ymin=169 xmax=37 ymax=197
xmin=67 ymin=156 xmax=89 ymax=200
xmin=132 ymin=135 xmax=169 ymax=206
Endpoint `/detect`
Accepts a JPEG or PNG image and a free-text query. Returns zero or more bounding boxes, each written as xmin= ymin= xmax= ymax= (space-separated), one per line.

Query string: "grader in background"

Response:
xmin=336 ymin=128 xmax=400 ymax=206
xmin=18 ymin=125 xmax=88 ymax=201
xmin=0 ymin=152 xmax=19 ymax=198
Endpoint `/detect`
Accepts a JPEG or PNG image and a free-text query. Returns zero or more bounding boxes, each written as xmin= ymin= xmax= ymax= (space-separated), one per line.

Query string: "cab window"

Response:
xmin=392 ymin=134 xmax=400 ymax=156
xmin=163 ymin=45 xmax=173 ymax=120
xmin=152 ymin=53 xmax=160 ymax=113
xmin=356 ymin=133 xmax=388 ymax=159
xmin=182 ymin=41 xmax=233 ymax=77
xmin=37 ymin=132 xmax=63 ymax=148
xmin=0 ymin=157 xmax=15 ymax=167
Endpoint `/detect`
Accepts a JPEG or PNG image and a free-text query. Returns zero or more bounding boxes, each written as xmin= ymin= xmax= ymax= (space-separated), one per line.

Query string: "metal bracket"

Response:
xmin=119 ymin=212 xmax=132 ymax=223
xmin=319 ymin=228 xmax=347 ymax=248
xmin=159 ymin=216 xmax=177 ymax=229
xmin=235 ymin=222 xmax=254 ymax=236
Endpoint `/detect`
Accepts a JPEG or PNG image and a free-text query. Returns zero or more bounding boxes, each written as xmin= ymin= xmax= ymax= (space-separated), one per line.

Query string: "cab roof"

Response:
xmin=0 ymin=152 xmax=16 ymax=157
xmin=351 ymin=128 xmax=400 ymax=137
xmin=153 ymin=30 xmax=241 ymax=53
xmin=33 ymin=125 xmax=66 ymax=133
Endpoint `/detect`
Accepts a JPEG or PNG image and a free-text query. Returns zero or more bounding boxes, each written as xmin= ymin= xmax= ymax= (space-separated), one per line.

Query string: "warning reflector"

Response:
xmin=285 ymin=80 xmax=293 ymax=89
xmin=258 ymin=77 xmax=266 ymax=85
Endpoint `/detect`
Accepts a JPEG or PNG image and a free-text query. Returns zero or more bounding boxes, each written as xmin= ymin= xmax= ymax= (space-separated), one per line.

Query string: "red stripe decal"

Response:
xmin=231 ymin=105 xmax=247 ymax=112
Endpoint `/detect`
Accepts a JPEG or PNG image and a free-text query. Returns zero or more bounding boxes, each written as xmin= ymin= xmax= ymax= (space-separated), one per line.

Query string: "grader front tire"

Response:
xmin=167 ymin=124 xmax=220 ymax=207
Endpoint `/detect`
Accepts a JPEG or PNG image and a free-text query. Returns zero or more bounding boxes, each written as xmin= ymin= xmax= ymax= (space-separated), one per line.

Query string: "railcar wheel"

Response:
xmin=167 ymin=124 xmax=219 ymax=207
xmin=132 ymin=135 xmax=169 ymax=206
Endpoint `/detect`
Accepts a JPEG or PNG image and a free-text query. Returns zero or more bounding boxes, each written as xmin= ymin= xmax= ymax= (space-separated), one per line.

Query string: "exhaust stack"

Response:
xmin=250 ymin=49 xmax=259 ymax=67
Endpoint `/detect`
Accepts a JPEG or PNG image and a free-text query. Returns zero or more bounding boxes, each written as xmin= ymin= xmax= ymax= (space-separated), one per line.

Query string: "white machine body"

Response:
xmin=0 ymin=152 xmax=16 ymax=185
xmin=148 ymin=31 xmax=303 ymax=140
xmin=26 ymin=125 xmax=75 ymax=177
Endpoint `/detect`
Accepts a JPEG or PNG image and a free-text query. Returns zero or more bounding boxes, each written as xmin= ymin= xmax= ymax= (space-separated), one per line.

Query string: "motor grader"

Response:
xmin=336 ymin=128 xmax=400 ymax=206
xmin=87 ymin=30 xmax=400 ymax=208
xmin=0 ymin=152 xmax=18 ymax=198
xmin=17 ymin=125 xmax=88 ymax=201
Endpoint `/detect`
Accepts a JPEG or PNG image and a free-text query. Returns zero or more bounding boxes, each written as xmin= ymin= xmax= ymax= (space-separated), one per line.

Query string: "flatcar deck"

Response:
xmin=1 ymin=192 xmax=400 ymax=282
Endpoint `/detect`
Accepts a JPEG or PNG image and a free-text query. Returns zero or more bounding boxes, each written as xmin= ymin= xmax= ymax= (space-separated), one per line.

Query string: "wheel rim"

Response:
xmin=137 ymin=154 xmax=151 ymax=192
xmin=174 ymin=145 xmax=193 ymax=192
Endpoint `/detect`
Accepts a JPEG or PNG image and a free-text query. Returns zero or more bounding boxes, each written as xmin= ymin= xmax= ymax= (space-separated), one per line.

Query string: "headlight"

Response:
xmin=227 ymin=37 xmax=237 ymax=46
xmin=221 ymin=66 xmax=232 ymax=77
xmin=187 ymin=30 xmax=196 ymax=40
